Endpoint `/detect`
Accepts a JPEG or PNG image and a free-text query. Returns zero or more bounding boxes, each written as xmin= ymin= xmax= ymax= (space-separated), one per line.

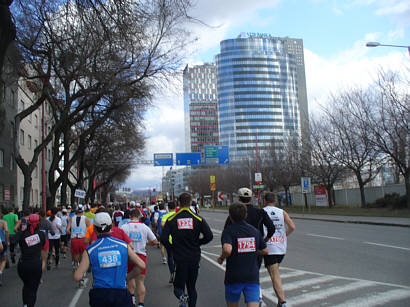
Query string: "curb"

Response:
xmin=291 ymin=216 xmax=410 ymax=228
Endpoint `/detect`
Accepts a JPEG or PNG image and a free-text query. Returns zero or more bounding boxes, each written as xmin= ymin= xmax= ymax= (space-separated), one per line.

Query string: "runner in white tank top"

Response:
xmin=263 ymin=192 xmax=295 ymax=307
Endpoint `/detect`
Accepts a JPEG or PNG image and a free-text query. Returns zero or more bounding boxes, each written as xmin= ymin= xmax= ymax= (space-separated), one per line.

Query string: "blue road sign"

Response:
xmin=153 ymin=153 xmax=173 ymax=166
xmin=204 ymin=145 xmax=230 ymax=165
xmin=176 ymin=152 xmax=201 ymax=166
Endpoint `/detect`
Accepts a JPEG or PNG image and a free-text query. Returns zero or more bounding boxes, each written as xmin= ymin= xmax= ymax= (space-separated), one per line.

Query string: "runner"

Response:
xmin=83 ymin=204 xmax=95 ymax=224
xmin=218 ymin=202 xmax=268 ymax=307
xmin=263 ymin=192 xmax=295 ymax=307
xmin=16 ymin=213 xmax=46 ymax=307
xmin=157 ymin=203 xmax=168 ymax=263
xmin=160 ymin=192 xmax=213 ymax=307
xmin=121 ymin=209 xmax=158 ymax=307
xmin=0 ymin=214 xmax=9 ymax=286
xmin=112 ymin=205 xmax=124 ymax=227
xmin=160 ymin=201 xmax=177 ymax=283
xmin=2 ymin=208 xmax=18 ymax=264
xmin=73 ymin=212 xmax=146 ymax=307
xmin=66 ymin=205 xmax=90 ymax=287
xmin=38 ymin=209 xmax=54 ymax=273
xmin=224 ymin=187 xmax=275 ymax=306
xmin=60 ymin=208 xmax=69 ymax=258
xmin=47 ymin=207 xmax=63 ymax=270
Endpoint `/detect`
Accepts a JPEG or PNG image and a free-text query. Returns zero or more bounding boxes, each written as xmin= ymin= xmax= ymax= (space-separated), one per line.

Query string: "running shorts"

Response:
xmin=225 ymin=283 xmax=260 ymax=303
xmin=127 ymin=254 xmax=147 ymax=275
xmin=60 ymin=234 xmax=68 ymax=247
xmin=42 ymin=239 xmax=49 ymax=251
xmin=70 ymin=238 xmax=86 ymax=254
xmin=0 ymin=241 xmax=6 ymax=257
xmin=264 ymin=254 xmax=285 ymax=267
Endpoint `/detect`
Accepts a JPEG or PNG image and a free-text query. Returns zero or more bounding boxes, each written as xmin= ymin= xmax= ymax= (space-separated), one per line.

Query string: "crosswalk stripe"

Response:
xmin=332 ymin=289 xmax=410 ymax=307
xmin=260 ymin=270 xmax=307 ymax=283
xmin=288 ymin=280 xmax=375 ymax=306
xmin=283 ymin=275 xmax=339 ymax=291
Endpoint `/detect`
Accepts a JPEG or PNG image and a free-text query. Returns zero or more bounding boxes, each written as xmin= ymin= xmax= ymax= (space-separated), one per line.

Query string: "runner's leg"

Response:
xmin=267 ymin=263 xmax=285 ymax=303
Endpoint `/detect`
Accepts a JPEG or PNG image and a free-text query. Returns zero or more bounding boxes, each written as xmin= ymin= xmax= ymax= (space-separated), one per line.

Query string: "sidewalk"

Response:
xmin=289 ymin=213 xmax=410 ymax=227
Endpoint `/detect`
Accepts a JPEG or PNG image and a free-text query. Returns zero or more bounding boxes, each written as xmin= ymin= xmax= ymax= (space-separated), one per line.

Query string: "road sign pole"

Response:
xmin=212 ymin=190 xmax=215 ymax=209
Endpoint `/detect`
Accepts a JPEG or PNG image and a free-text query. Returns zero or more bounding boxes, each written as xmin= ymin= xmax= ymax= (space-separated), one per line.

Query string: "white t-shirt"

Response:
xmin=47 ymin=216 xmax=62 ymax=239
xmin=263 ymin=206 xmax=287 ymax=255
xmin=120 ymin=221 xmax=156 ymax=256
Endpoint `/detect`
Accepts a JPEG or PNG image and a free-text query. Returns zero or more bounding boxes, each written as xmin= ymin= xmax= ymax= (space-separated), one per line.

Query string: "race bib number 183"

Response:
xmin=237 ymin=237 xmax=256 ymax=253
xmin=177 ymin=218 xmax=193 ymax=230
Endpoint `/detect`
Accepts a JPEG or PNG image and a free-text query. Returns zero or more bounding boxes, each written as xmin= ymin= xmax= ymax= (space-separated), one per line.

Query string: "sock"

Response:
xmin=132 ymin=295 xmax=136 ymax=305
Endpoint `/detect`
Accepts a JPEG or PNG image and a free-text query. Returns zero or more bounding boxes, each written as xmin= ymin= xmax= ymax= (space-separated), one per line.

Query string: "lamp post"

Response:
xmin=366 ymin=42 xmax=410 ymax=56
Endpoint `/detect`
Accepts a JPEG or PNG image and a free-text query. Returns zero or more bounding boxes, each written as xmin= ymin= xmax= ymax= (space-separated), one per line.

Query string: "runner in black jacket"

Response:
xmin=160 ymin=192 xmax=213 ymax=307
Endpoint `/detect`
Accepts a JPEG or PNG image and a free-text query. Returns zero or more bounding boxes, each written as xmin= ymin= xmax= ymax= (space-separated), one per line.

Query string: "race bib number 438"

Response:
xmin=237 ymin=237 xmax=256 ymax=253
xmin=25 ymin=234 xmax=41 ymax=247
xmin=98 ymin=250 xmax=122 ymax=268
xmin=177 ymin=218 xmax=193 ymax=230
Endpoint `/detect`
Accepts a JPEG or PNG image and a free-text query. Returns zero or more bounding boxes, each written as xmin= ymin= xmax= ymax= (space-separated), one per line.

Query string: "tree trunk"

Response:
xmin=405 ymin=171 xmax=410 ymax=209
xmin=326 ymin=185 xmax=333 ymax=208
xmin=60 ymin=132 xmax=70 ymax=207
xmin=22 ymin=173 xmax=32 ymax=210
xmin=355 ymin=172 xmax=367 ymax=208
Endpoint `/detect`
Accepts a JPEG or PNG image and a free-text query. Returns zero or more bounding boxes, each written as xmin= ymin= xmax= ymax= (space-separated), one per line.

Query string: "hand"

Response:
xmin=217 ymin=256 xmax=224 ymax=265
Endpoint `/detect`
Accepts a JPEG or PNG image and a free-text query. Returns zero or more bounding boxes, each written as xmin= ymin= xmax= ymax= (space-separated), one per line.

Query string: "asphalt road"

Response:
xmin=1 ymin=210 xmax=410 ymax=306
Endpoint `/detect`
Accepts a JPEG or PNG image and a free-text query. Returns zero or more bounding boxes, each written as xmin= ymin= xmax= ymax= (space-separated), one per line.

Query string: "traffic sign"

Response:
xmin=218 ymin=192 xmax=226 ymax=201
xmin=255 ymin=172 xmax=262 ymax=183
xmin=204 ymin=145 xmax=230 ymax=165
xmin=176 ymin=152 xmax=201 ymax=166
xmin=210 ymin=183 xmax=216 ymax=191
xmin=253 ymin=185 xmax=265 ymax=189
xmin=301 ymin=177 xmax=311 ymax=193
xmin=153 ymin=153 xmax=173 ymax=166
xmin=210 ymin=176 xmax=215 ymax=184
xmin=74 ymin=189 xmax=86 ymax=199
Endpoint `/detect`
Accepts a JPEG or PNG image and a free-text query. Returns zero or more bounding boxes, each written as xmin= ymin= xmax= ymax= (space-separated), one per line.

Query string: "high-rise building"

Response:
xmin=183 ymin=63 xmax=219 ymax=153
xmin=215 ymin=33 xmax=309 ymax=158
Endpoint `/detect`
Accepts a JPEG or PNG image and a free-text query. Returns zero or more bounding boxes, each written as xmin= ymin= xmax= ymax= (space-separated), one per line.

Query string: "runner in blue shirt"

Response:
xmin=74 ymin=212 xmax=145 ymax=307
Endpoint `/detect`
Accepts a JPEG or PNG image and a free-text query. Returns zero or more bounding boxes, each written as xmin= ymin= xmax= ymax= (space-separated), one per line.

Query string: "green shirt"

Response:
xmin=3 ymin=213 xmax=18 ymax=235
xmin=84 ymin=212 xmax=95 ymax=220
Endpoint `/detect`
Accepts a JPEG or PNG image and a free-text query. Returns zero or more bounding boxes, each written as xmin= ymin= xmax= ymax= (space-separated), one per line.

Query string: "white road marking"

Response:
xmin=68 ymin=278 xmax=89 ymax=307
xmin=260 ymin=270 xmax=306 ymax=283
xmin=306 ymin=233 xmax=345 ymax=240
xmin=287 ymin=280 xmax=375 ymax=306
xmin=332 ymin=289 xmax=410 ymax=307
xmin=364 ymin=241 xmax=410 ymax=251
xmin=282 ymin=275 xmax=339 ymax=291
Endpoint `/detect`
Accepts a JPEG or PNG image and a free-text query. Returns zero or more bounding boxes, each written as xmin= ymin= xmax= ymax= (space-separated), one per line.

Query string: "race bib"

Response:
xmin=268 ymin=235 xmax=285 ymax=244
xmin=129 ymin=232 xmax=142 ymax=242
xmin=25 ymin=234 xmax=41 ymax=247
xmin=98 ymin=250 xmax=122 ymax=268
xmin=72 ymin=227 xmax=82 ymax=234
xmin=177 ymin=218 xmax=193 ymax=230
xmin=237 ymin=237 xmax=256 ymax=253
xmin=115 ymin=216 xmax=122 ymax=222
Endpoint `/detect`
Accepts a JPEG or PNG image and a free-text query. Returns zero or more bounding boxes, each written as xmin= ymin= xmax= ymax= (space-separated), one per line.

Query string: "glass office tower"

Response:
xmin=215 ymin=33 xmax=309 ymax=158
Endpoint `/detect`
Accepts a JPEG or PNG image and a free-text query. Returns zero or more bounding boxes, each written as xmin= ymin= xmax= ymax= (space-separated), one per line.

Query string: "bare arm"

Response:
xmin=3 ymin=221 xmax=9 ymax=245
xmin=0 ymin=241 xmax=3 ymax=252
xmin=74 ymin=251 xmax=90 ymax=282
xmin=66 ymin=218 xmax=71 ymax=234
xmin=14 ymin=220 xmax=21 ymax=233
xmin=283 ymin=211 xmax=295 ymax=236
xmin=147 ymin=238 xmax=158 ymax=246
xmin=258 ymin=247 xmax=269 ymax=255
xmin=217 ymin=243 xmax=232 ymax=264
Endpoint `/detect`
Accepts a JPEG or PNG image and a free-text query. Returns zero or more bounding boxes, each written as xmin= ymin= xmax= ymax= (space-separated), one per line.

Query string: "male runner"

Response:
xmin=263 ymin=192 xmax=295 ymax=307
xmin=218 ymin=202 xmax=268 ymax=307
xmin=121 ymin=209 xmax=158 ymax=307
xmin=160 ymin=201 xmax=177 ymax=283
xmin=3 ymin=208 xmax=18 ymax=264
xmin=160 ymin=193 xmax=213 ymax=307
xmin=0 ymin=215 xmax=9 ymax=286
xmin=74 ymin=212 xmax=145 ymax=307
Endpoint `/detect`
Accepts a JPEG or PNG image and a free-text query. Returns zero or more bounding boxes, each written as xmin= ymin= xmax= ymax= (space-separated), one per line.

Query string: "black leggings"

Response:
xmin=48 ymin=238 xmax=60 ymax=265
xmin=17 ymin=259 xmax=42 ymax=307
xmin=173 ymin=261 xmax=199 ymax=307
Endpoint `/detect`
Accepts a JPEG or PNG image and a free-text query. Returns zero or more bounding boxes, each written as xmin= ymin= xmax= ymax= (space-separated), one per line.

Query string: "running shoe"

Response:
xmin=162 ymin=257 xmax=167 ymax=264
xmin=277 ymin=301 xmax=287 ymax=307
xmin=178 ymin=294 xmax=188 ymax=307
xmin=259 ymin=299 xmax=267 ymax=307
xmin=79 ymin=279 xmax=85 ymax=288
xmin=47 ymin=261 xmax=51 ymax=271
xmin=169 ymin=272 xmax=175 ymax=284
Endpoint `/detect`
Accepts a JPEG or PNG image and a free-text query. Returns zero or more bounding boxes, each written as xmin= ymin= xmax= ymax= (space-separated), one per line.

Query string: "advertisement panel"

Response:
xmin=314 ymin=185 xmax=328 ymax=207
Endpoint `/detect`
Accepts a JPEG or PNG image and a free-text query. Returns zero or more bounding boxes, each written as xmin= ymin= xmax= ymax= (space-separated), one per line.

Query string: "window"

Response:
xmin=20 ymin=129 xmax=24 ymax=145
xmin=48 ymin=149 xmax=51 ymax=161
xmin=0 ymin=149 xmax=3 ymax=167
xmin=19 ymin=100 xmax=24 ymax=112
xmin=10 ymin=155 xmax=13 ymax=170
xmin=34 ymin=139 xmax=38 ymax=149
xmin=34 ymin=114 xmax=38 ymax=128
xmin=28 ymin=135 xmax=32 ymax=149
xmin=28 ymin=113 xmax=32 ymax=123
xmin=20 ymin=188 xmax=24 ymax=203
xmin=10 ymin=121 xmax=14 ymax=139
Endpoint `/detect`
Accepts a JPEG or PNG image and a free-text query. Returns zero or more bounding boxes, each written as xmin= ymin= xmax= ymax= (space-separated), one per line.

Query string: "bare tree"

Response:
xmin=11 ymin=0 xmax=195 ymax=208
xmin=323 ymin=89 xmax=384 ymax=208
xmin=307 ymin=116 xmax=345 ymax=207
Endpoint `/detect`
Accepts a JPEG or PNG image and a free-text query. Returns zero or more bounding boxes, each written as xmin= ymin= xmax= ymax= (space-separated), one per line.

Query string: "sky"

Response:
xmin=125 ymin=0 xmax=410 ymax=191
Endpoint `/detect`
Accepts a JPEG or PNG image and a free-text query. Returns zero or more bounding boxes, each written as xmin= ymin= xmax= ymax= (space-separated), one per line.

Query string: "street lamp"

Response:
xmin=366 ymin=42 xmax=410 ymax=56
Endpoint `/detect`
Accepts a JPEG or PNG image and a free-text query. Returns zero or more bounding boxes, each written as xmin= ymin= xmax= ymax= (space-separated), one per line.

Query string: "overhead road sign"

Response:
xmin=176 ymin=152 xmax=201 ymax=166
xmin=153 ymin=153 xmax=173 ymax=166
xmin=204 ymin=145 xmax=230 ymax=165
xmin=74 ymin=189 xmax=86 ymax=199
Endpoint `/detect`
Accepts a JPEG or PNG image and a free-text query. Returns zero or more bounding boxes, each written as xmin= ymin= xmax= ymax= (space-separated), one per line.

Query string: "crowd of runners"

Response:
xmin=0 ymin=188 xmax=295 ymax=307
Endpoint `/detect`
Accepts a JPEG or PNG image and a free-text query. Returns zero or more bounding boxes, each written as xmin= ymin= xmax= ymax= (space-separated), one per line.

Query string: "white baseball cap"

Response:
xmin=94 ymin=212 xmax=112 ymax=231
xmin=238 ymin=187 xmax=252 ymax=198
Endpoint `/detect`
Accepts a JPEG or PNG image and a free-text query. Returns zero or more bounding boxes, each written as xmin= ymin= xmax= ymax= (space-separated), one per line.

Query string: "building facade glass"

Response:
xmin=216 ymin=33 xmax=309 ymax=158
xmin=183 ymin=63 xmax=219 ymax=152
